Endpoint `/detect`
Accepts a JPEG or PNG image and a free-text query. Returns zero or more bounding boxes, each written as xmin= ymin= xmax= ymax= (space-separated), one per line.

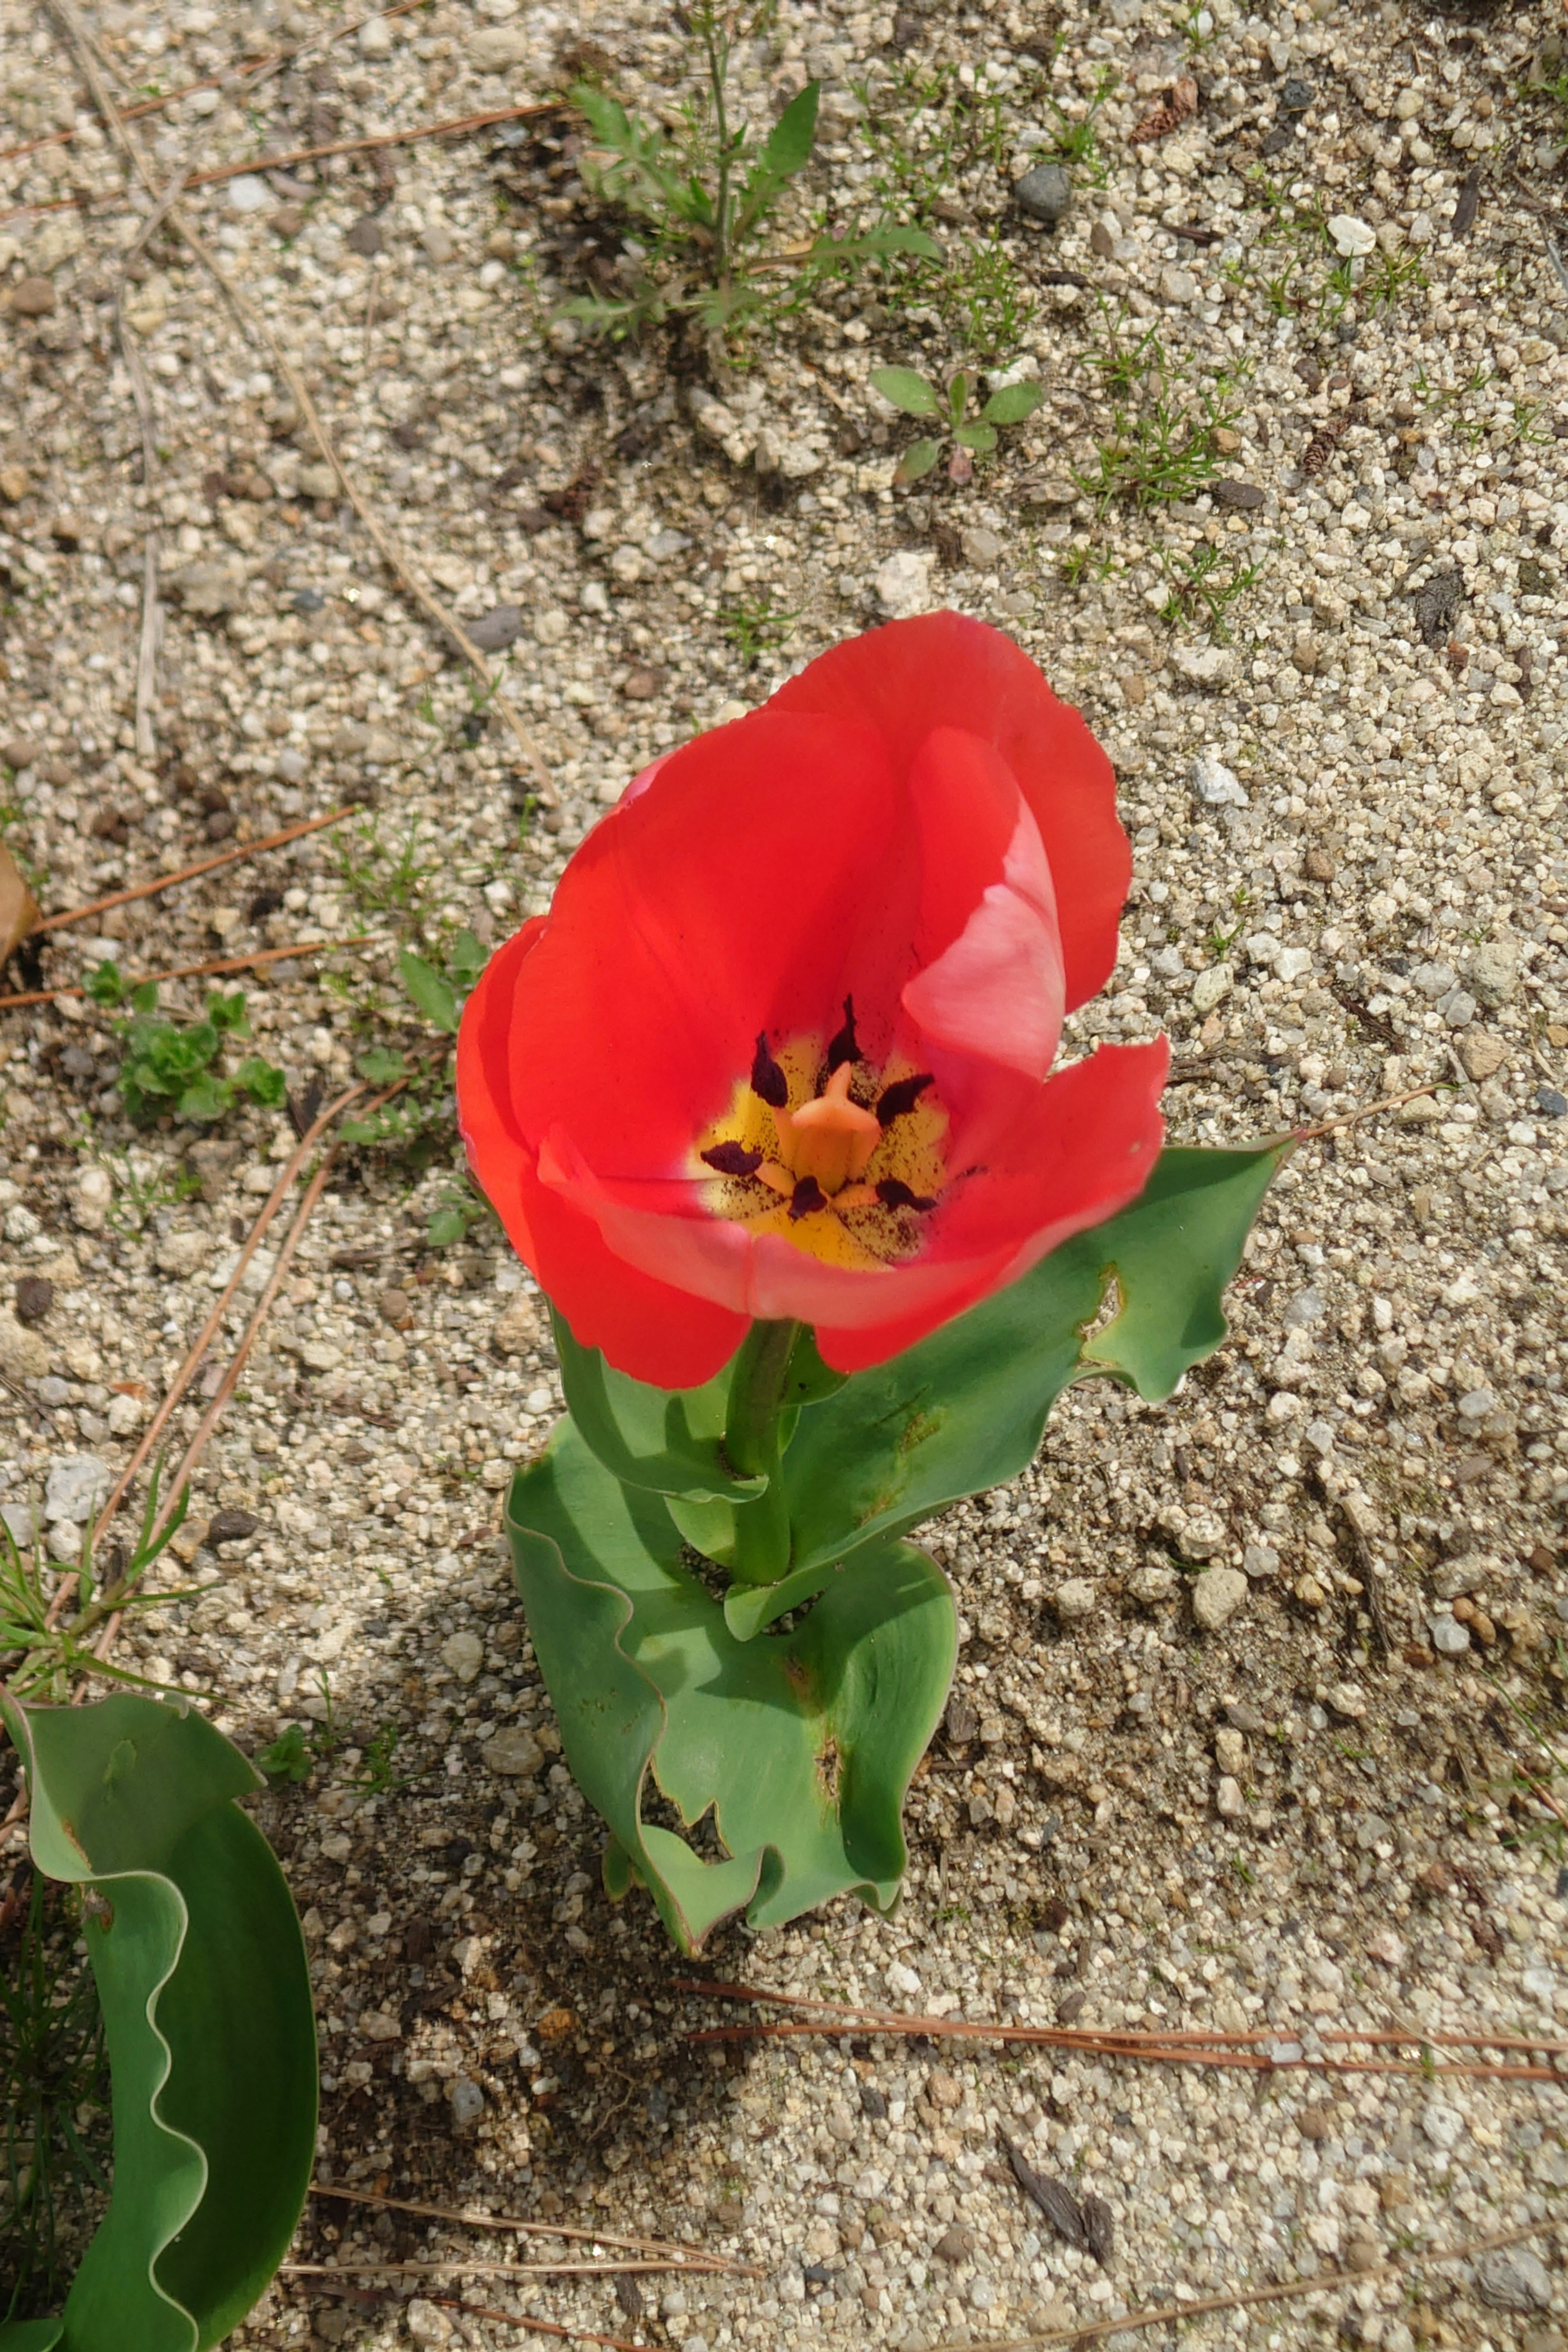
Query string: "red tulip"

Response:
xmin=458 ymin=613 xmax=1167 ymax=1388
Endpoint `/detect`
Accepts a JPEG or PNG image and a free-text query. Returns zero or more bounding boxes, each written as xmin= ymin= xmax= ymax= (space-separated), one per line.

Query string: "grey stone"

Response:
xmin=166 ymin=561 xmax=246 ymax=617
xmin=1455 ymin=1386 xmax=1497 ymax=1421
xmin=1129 ymin=1562 xmax=1179 ymax=1604
xmin=1539 ymin=1085 xmax=1568 ymax=1119
xmin=1192 ymin=1568 xmax=1248 ymax=1630
xmin=1409 ymin=960 xmax=1456 ymax=1000
xmin=874 ymin=550 xmax=936 ymax=619
xmin=465 ymin=604 xmax=523 ymax=652
xmin=469 ymin=22 xmax=529 ymax=69
xmin=1216 ymin=1773 xmax=1246 ymax=1818
xmin=296 ymin=462 xmax=339 ymax=501
xmin=1014 ymin=163 xmax=1073 ymax=223
xmin=1474 ymin=2246 xmax=1552 ymax=2314
xmin=45 ymin=1454 xmax=110 ymax=1526
xmin=38 ymin=1376 xmax=75 ymax=1407
xmin=1 ymin=1501 xmax=38 ymax=1548
xmin=1193 ymin=751 xmax=1248 ymax=806
xmin=1212 ymin=479 xmax=1265 ymax=510
xmin=1191 ymin=963 xmax=1232 ymax=1013
xmin=1282 ymin=1285 xmax=1325 ymax=1330
xmin=1429 ymin=1613 xmax=1470 ymax=1657
xmin=226 ymin=174 xmax=274 ymax=213
xmin=1466 ymin=940 xmax=1519 ymax=1004
xmin=481 ymin=1726 xmax=543 ymax=1777
xmin=446 ymin=2075 xmax=485 ymax=2128
xmin=439 ymin=1630 xmax=483 ymax=1683
xmin=407 ymin=2295 xmax=456 ymax=2345
xmin=1439 ymin=989 xmax=1477 ymax=1029
xmin=1431 ymin=1553 xmax=1498 ymax=1600
xmin=1242 ymin=1543 xmax=1280 ymax=1580
xmin=1052 ymin=1577 xmax=1098 ymax=1621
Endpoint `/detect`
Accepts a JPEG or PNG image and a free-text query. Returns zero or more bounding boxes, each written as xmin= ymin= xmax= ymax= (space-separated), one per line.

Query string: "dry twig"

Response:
xmin=178 ymin=100 xmax=561 ymax=194
xmin=33 ymin=807 xmax=353 ymax=936
xmin=0 ymin=934 xmax=368 ymax=1012
xmin=308 ymin=2180 xmax=759 ymax=2272
xmin=929 ymin=2218 xmax=1551 ymax=2351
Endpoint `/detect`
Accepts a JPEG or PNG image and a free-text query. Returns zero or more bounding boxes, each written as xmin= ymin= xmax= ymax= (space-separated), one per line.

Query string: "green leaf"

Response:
xmin=843 ymin=221 xmax=944 ymax=261
xmin=780 ymin=1140 xmax=1289 ymax=1577
xmin=893 ymin=437 xmax=941 ymax=484
xmin=0 ymin=2321 xmax=65 ymax=2349
xmin=1 ymin=1693 xmax=317 ymax=2351
xmin=425 ymin=1206 xmax=468 ymax=1250
xmin=254 ymin=1724 xmax=312 ymax=1785
xmin=131 ymin=982 xmax=159 ymax=1017
xmin=397 ymin=949 xmax=459 ymax=1036
xmin=85 ymin=961 xmax=127 ymax=1007
xmin=946 ymin=370 xmax=972 ymax=423
xmin=174 ymin=1073 xmax=230 ymax=1125
xmin=550 ymin=1308 xmax=766 ymax=1506
xmin=733 ymin=80 xmax=819 ymax=241
xmin=869 ymin=365 xmax=940 ymax=417
xmin=205 ymin=991 xmax=249 ymax=1038
xmin=355 ymin=1047 xmax=407 ymax=1086
xmin=446 ymin=930 xmax=488 ymax=992
xmin=232 ymin=1057 xmax=287 ymax=1109
xmin=505 ymin=1424 xmax=956 ymax=1953
xmin=952 ymin=421 xmax=998 ymax=452
xmin=980 ymin=379 xmax=1045 ymax=424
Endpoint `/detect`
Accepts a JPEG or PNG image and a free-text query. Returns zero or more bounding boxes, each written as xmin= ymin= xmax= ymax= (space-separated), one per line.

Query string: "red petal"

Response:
xmin=505 ymin=709 xmax=914 ymax=1176
xmin=458 ymin=918 xmax=746 ymax=1385
xmin=770 ymin=614 xmax=1128 ymax=1011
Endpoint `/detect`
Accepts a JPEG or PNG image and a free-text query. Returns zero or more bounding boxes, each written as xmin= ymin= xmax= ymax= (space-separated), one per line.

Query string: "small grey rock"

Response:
xmin=1212 ymin=479 xmax=1265 ymax=510
xmin=481 ymin=1726 xmax=543 ymax=1777
xmin=345 ymin=214 xmax=383 ymax=256
xmin=1429 ymin=1613 xmax=1471 ymax=1657
xmin=1192 ymin=1567 xmax=1248 ymax=1630
xmin=45 ymin=1454 xmax=111 ymax=1527
xmin=1282 ymin=1285 xmax=1325 ymax=1330
xmin=1466 ymin=940 xmax=1519 ymax=1005
xmin=1013 ymin=163 xmax=1073 ymax=223
xmin=0 ymin=1310 xmax=51 ymax=1385
xmin=1538 ymin=1085 xmax=1568 ymax=1119
xmin=1 ymin=1501 xmax=38 ymax=1548
xmin=407 ymin=2296 xmax=455 ymax=2345
xmin=1129 ymin=1562 xmax=1179 ymax=1605
xmin=296 ymin=461 xmax=339 ymax=501
xmin=1192 ymin=751 xmax=1247 ymax=806
xmin=166 ymin=561 xmax=246 ymax=617
xmin=1051 ymin=1577 xmax=1098 ymax=1621
xmin=1410 ymin=960 xmax=1457 ymax=1000
xmin=1475 ymin=2246 xmax=1552 ymax=2314
xmin=1241 ymin=1543 xmax=1280 ymax=1581
xmin=465 ymin=603 xmax=523 ymax=653
xmin=1279 ymin=76 xmax=1315 ymax=111
xmin=446 ymin=2075 xmax=485 ymax=2129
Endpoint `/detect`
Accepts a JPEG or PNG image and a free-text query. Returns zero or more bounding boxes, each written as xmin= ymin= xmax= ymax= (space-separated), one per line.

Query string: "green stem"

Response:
xmin=722 ymin=1318 xmax=798 ymax=1585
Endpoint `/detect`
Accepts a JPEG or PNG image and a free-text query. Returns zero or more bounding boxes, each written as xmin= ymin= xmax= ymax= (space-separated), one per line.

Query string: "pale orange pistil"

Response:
xmin=774 ymin=1062 xmax=882 ymax=1196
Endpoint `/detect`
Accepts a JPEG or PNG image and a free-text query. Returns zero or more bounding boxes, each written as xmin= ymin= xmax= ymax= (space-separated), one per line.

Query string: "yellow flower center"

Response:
xmin=694 ymin=1004 xmax=949 ymax=1270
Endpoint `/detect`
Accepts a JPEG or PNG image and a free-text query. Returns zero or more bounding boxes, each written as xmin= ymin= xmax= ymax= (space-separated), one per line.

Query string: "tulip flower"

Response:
xmin=458 ymin=612 xmax=1167 ymax=1390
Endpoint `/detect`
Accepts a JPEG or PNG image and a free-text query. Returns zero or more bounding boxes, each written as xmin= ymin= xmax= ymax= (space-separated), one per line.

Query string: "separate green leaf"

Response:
xmin=205 ymin=993 xmax=249 ymax=1038
xmin=396 ymin=949 xmax=459 ymax=1036
xmin=2 ymin=1693 xmax=317 ymax=2352
xmin=84 ymin=962 xmax=126 ymax=1008
xmin=733 ymin=80 xmax=819 ymax=241
xmin=425 ymin=1206 xmax=468 ymax=1249
xmin=233 ymin=1058 xmax=286 ymax=1108
xmin=894 ymin=437 xmax=941 ymax=484
xmin=781 ymin=1140 xmax=1289 ymax=1577
xmin=254 ymin=1725 xmax=312 ymax=1785
xmin=870 ymin=365 xmax=940 ymax=417
xmin=445 ymin=930 xmax=488 ymax=992
xmin=174 ymin=1074 xmax=229 ymax=1125
xmin=354 ymin=1046 xmax=406 ymax=1085
xmin=981 ymin=380 xmax=1045 ymax=423
xmin=550 ymin=1309 xmax=764 ymax=1506
xmin=506 ymin=1424 xmax=956 ymax=1952
xmin=130 ymin=982 xmax=158 ymax=1017
xmin=952 ymin=421 xmax=999 ymax=452
xmin=946 ymin=370 xmax=972 ymax=424
xmin=0 ymin=2322 xmax=66 ymax=2349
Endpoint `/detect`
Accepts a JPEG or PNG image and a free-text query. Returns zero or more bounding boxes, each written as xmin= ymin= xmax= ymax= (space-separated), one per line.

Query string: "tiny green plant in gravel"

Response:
xmin=720 ymin=592 xmax=797 ymax=666
xmin=560 ymin=6 xmax=936 ymax=348
xmin=1158 ymin=541 xmax=1269 ymax=640
xmin=86 ymin=967 xmax=286 ymax=1127
xmin=871 ymin=362 xmax=1042 ymax=484
xmin=341 ymin=931 xmax=497 ymax=1249
xmin=0 ymin=1871 xmax=112 ymax=2324
xmin=1072 ymin=340 xmax=1248 ymax=513
xmin=0 ymin=1468 xmax=195 ymax=1706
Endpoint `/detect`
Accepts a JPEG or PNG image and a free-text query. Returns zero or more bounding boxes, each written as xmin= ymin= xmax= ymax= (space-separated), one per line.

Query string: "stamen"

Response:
xmin=876 ymin=1177 xmax=938 ymax=1213
xmin=825 ymin=995 xmax=860 ymax=1074
xmin=788 ymin=1176 xmax=827 ymax=1221
xmin=701 ymin=1142 xmax=763 ymax=1178
xmin=876 ymin=1072 xmax=934 ymax=1127
xmin=750 ymin=1033 xmax=788 ymax=1108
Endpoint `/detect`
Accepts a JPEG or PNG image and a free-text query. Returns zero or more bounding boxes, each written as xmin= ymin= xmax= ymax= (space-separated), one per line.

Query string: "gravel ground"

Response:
xmin=2 ymin=0 xmax=1568 ymax=2345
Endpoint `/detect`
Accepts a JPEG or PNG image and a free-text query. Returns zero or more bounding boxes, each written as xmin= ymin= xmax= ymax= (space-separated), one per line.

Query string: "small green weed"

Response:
xmin=561 ymin=9 xmax=937 ymax=346
xmin=334 ymin=816 xmax=439 ymax=922
xmin=354 ymin=1722 xmax=415 ymax=1797
xmin=85 ymin=971 xmax=285 ymax=1127
xmin=0 ymin=1467 xmax=197 ymax=1705
xmin=936 ymin=229 xmax=1037 ymax=366
xmin=257 ymin=1673 xmax=339 ymax=1783
xmin=1037 ymin=66 xmax=1116 ymax=183
xmin=1157 ymin=542 xmax=1267 ymax=639
xmin=719 ymin=594 xmax=798 ymax=666
xmin=872 ymin=362 xmax=1042 ymax=483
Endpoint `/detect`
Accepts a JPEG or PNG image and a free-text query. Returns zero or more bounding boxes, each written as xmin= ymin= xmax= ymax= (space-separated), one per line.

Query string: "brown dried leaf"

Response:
xmin=0 ymin=840 xmax=40 ymax=966
xmin=999 ymin=2132 xmax=1087 ymax=2250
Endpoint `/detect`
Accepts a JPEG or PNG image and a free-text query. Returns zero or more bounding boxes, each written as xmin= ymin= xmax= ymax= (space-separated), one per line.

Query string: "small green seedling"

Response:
xmin=871 ymin=364 xmax=1043 ymax=484
xmin=87 ymin=968 xmax=285 ymax=1126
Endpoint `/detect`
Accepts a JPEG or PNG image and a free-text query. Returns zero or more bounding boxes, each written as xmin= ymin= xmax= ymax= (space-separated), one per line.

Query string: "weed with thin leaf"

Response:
xmin=936 ymin=229 xmax=1037 ymax=367
xmin=1158 ymin=542 xmax=1268 ymax=640
xmin=333 ymin=816 xmax=440 ymax=924
xmin=0 ymin=1873 xmax=111 ymax=2323
xmin=1036 ymin=66 xmax=1116 ymax=184
xmin=873 ymin=362 xmax=1042 ymax=485
xmin=340 ymin=932 xmax=496 ymax=1245
xmin=256 ymin=1673 xmax=340 ymax=1784
xmin=560 ymin=5 xmax=937 ymax=348
xmin=719 ymin=594 xmax=798 ymax=666
xmin=0 ymin=1468 xmax=198 ymax=1706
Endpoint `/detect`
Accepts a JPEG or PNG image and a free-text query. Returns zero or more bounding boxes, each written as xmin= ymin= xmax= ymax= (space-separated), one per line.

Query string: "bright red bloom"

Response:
xmin=458 ymin=613 xmax=1167 ymax=1388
